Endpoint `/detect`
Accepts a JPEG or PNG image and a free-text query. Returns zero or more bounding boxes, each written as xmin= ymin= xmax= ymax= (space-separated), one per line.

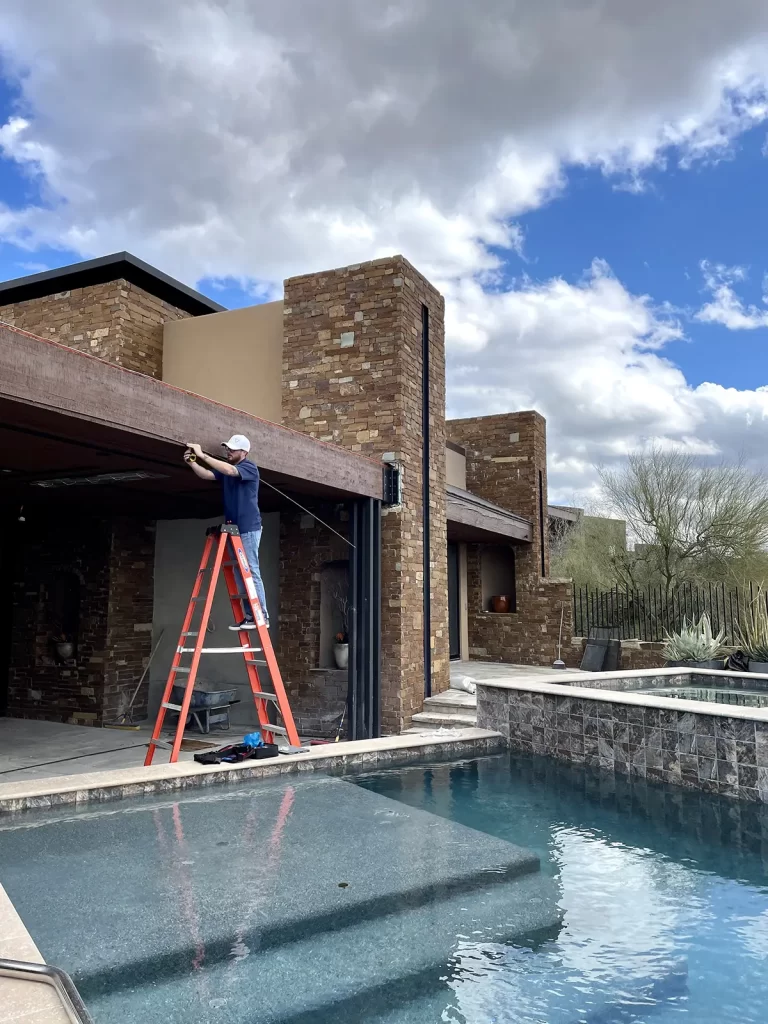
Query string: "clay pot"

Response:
xmin=55 ymin=642 xmax=74 ymax=660
xmin=334 ymin=643 xmax=349 ymax=669
xmin=491 ymin=595 xmax=511 ymax=613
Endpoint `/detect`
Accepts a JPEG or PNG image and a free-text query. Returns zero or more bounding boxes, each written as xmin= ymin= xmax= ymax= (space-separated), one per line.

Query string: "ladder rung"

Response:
xmin=245 ymin=659 xmax=267 ymax=666
xmin=181 ymin=631 xmax=199 ymax=637
xmin=171 ymin=666 xmax=191 ymax=674
xmin=266 ymin=724 xmax=288 ymax=736
xmin=148 ymin=738 xmax=175 ymax=749
xmin=253 ymin=692 xmax=278 ymax=702
xmin=232 ymin=592 xmax=249 ymax=599
xmin=179 ymin=646 xmax=262 ymax=654
xmin=161 ymin=702 xmax=183 ymax=711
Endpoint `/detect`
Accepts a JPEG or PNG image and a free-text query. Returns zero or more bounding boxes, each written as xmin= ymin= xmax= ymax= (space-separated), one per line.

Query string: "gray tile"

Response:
xmin=598 ymin=718 xmax=614 ymax=740
xmin=695 ymin=735 xmax=716 ymax=760
xmin=694 ymin=716 xmax=716 ymax=737
xmin=678 ymin=712 xmax=697 ymax=734
xmin=680 ymin=753 xmax=698 ymax=779
xmin=678 ymin=732 xmax=695 ymax=755
xmin=736 ymin=742 xmax=757 ymax=767
xmin=598 ymin=737 xmax=614 ymax=760
xmin=739 ymin=764 xmax=759 ymax=789
xmin=734 ymin=720 xmax=757 ymax=743
xmin=716 ymin=737 xmax=737 ymax=763
xmin=643 ymin=708 xmax=661 ymax=729
xmin=697 ymin=756 xmax=717 ymax=782
xmin=717 ymin=760 xmax=739 ymax=786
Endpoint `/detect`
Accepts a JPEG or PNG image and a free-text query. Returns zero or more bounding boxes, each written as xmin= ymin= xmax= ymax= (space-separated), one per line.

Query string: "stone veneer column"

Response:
xmin=282 ymin=256 xmax=448 ymax=733
xmin=447 ymin=412 xmax=573 ymax=667
xmin=448 ymin=411 xmax=549 ymax=579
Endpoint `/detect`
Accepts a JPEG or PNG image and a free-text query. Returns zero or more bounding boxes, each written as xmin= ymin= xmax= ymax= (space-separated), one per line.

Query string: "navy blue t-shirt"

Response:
xmin=213 ymin=459 xmax=262 ymax=533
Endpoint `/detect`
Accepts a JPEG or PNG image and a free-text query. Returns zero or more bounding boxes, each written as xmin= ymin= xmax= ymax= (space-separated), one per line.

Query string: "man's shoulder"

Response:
xmin=237 ymin=459 xmax=260 ymax=481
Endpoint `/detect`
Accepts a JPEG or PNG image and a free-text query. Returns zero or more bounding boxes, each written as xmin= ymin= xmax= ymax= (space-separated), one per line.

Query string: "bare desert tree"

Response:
xmin=599 ymin=447 xmax=768 ymax=597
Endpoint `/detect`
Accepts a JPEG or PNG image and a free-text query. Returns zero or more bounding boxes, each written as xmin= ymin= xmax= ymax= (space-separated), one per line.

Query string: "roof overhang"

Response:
xmin=548 ymin=504 xmax=581 ymax=523
xmin=446 ymin=485 xmax=532 ymax=543
xmin=0 ymin=324 xmax=383 ymax=518
xmin=0 ymin=252 xmax=225 ymax=317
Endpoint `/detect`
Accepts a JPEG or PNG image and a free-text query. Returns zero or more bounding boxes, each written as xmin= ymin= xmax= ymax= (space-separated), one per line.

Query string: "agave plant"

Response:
xmin=663 ymin=613 xmax=727 ymax=663
xmin=736 ymin=590 xmax=768 ymax=663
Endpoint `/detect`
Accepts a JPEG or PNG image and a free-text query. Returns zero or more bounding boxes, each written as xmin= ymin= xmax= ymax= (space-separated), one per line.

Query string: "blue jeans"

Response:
xmin=236 ymin=529 xmax=269 ymax=623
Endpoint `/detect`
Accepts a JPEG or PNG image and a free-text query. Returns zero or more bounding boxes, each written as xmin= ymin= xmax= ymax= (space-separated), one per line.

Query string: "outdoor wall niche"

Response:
xmin=319 ymin=560 xmax=349 ymax=668
xmin=480 ymin=546 xmax=516 ymax=613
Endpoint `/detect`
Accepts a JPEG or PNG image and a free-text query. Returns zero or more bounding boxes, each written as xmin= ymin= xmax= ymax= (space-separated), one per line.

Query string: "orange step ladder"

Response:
xmin=145 ymin=524 xmax=299 ymax=765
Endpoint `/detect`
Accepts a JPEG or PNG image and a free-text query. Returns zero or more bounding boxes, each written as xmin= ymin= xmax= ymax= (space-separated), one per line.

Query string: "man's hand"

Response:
xmin=185 ymin=442 xmax=203 ymax=461
xmin=184 ymin=442 xmax=216 ymax=481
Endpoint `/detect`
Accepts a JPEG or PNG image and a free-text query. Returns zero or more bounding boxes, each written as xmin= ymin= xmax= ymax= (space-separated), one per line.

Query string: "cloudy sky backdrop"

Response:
xmin=1 ymin=0 xmax=768 ymax=501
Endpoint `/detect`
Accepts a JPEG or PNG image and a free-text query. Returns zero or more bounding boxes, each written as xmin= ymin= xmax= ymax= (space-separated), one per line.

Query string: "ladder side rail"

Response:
xmin=221 ymin=553 xmax=274 ymax=736
xmin=229 ymin=533 xmax=300 ymax=746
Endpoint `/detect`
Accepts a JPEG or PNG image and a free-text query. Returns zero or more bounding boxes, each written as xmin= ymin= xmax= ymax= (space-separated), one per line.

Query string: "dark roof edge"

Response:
xmin=446 ymin=484 xmax=531 ymax=526
xmin=0 ymin=252 xmax=226 ymax=317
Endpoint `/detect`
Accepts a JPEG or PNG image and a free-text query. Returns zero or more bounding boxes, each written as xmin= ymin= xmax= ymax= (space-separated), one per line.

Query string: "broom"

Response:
xmin=104 ymin=630 xmax=165 ymax=729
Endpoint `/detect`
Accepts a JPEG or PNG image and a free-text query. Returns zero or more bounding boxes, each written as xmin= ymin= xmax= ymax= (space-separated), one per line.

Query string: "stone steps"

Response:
xmin=411 ymin=711 xmax=478 ymax=729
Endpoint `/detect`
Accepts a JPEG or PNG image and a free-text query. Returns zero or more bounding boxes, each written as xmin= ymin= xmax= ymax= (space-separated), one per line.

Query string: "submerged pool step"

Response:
xmin=86 ymin=866 xmax=561 ymax=1024
xmin=0 ymin=774 xmax=559 ymax=1024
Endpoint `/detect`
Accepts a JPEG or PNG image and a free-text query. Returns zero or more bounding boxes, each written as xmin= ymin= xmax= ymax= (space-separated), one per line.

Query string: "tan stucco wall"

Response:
xmin=162 ymin=300 xmax=284 ymax=423
xmin=446 ymin=446 xmax=467 ymax=489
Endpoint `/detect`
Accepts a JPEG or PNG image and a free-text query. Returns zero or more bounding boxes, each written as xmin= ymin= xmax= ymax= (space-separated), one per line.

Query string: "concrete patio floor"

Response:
xmin=0 ymin=718 xmax=221 ymax=782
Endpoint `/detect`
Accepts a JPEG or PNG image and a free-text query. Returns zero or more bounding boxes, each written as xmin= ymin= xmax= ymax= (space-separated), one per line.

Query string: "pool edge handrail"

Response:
xmin=0 ymin=957 xmax=94 ymax=1023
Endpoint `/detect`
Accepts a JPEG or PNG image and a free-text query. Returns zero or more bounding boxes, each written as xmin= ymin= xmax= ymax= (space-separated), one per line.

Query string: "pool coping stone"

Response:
xmin=0 ymin=729 xmax=502 ymax=816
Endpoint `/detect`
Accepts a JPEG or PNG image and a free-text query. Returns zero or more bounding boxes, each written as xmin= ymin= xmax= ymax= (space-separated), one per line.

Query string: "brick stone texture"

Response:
xmin=282 ymin=255 xmax=449 ymax=733
xmin=447 ymin=412 xmax=574 ymax=667
xmin=7 ymin=514 xmax=154 ymax=724
xmin=276 ymin=504 xmax=350 ymax=735
xmin=0 ymin=279 xmax=189 ymax=377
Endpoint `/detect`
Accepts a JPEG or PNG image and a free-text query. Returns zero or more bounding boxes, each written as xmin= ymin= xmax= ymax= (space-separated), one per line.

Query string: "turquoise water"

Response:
xmin=1 ymin=753 xmax=767 ymax=1022
xmin=354 ymin=754 xmax=768 ymax=1023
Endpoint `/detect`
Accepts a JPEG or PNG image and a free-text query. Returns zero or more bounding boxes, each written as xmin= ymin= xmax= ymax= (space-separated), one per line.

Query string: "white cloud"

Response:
xmin=1 ymin=1 xmax=768 ymax=498
xmin=445 ymin=263 xmax=768 ymax=500
xmin=696 ymin=261 xmax=768 ymax=329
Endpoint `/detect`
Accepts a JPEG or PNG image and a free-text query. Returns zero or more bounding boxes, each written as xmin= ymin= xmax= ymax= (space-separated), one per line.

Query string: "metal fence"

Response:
xmin=572 ymin=582 xmax=768 ymax=643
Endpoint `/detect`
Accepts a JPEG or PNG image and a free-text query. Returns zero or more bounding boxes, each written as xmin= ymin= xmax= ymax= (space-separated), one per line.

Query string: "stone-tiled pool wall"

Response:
xmin=477 ymin=671 xmax=768 ymax=803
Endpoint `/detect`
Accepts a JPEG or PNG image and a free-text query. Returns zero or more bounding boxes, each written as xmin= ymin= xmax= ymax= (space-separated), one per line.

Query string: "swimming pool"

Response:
xmin=638 ymin=685 xmax=768 ymax=708
xmin=1 ymin=753 xmax=767 ymax=1022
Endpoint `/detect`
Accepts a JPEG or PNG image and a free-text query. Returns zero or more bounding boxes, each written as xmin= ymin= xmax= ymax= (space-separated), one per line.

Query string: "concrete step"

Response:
xmin=423 ymin=693 xmax=477 ymax=716
xmin=411 ymin=711 xmax=477 ymax=728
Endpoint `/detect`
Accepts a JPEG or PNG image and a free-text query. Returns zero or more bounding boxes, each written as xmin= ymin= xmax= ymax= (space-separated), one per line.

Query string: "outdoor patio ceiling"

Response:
xmin=0 ymin=323 xmax=384 ymax=518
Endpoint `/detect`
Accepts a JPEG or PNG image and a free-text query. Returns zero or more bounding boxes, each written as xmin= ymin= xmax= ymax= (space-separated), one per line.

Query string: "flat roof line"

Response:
xmin=0 ymin=252 xmax=226 ymax=317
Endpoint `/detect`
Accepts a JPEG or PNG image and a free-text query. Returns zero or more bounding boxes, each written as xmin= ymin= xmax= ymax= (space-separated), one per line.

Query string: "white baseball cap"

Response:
xmin=222 ymin=434 xmax=251 ymax=453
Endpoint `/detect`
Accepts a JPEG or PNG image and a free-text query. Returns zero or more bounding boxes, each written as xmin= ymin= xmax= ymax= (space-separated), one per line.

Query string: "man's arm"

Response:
xmin=184 ymin=445 xmax=216 ymax=481
xmin=186 ymin=443 xmax=239 ymax=477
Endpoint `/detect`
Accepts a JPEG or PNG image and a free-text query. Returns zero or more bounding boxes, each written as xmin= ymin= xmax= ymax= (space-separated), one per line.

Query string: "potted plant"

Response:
xmin=736 ymin=590 xmax=768 ymax=673
xmin=334 ymin=630 xmax=349 ymax=670
xmin=662 ymin=613 xmax=726 ymax=669
xmin=331 ymin=583 xmax=350 ymax=669
xmin=491 ymin=595 xmax=511 ymax=613
xmin=51 ymin=631 xmax=74 ymax=662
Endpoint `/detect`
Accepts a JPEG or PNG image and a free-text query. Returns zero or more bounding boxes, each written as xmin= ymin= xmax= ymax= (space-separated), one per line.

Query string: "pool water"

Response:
xmin=1 ymin=754 xmax=767 ymax=1023
xmin=639 ymin=685 xmax=768 ymax=708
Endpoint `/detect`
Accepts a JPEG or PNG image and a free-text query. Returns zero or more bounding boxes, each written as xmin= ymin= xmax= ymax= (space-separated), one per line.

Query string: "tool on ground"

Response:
xmin=552 ymin=603 xmax=566 ymax=669
xmin=145 ymin=524 xmax=299 ymax=765
xmin=104 ymin=629 xmax=165 ymax=729
xmin=335 ymin=700 xmax=347 ymax=742
xmin=183 ymin=444 xmax=353 ymax=549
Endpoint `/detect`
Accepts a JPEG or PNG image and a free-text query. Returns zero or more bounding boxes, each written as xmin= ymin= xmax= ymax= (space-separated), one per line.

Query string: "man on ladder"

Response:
xmin=184 ymin=434 xmax=268 ymax=631
xmin=145 ymin=433 xmax=299 ymax=765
